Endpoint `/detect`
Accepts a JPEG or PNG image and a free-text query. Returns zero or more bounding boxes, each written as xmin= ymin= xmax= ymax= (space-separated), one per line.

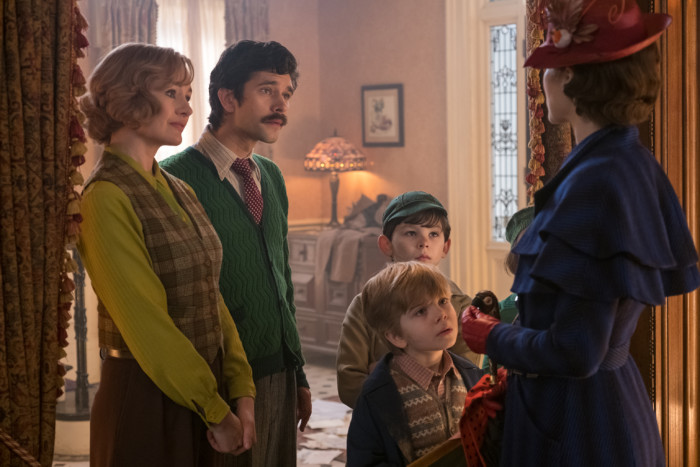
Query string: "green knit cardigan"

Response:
xmin=161 ymin=147 xmax=307 ymax=387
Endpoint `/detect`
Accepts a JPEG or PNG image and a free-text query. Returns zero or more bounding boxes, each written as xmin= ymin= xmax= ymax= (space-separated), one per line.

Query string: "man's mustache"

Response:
xmin=261 ymin=113 xmax=287 ymax=126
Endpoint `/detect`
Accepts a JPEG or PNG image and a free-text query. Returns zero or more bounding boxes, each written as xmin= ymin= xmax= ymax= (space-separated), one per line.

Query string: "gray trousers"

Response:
xmin=228 ymin=369 xmax=298 ymax=467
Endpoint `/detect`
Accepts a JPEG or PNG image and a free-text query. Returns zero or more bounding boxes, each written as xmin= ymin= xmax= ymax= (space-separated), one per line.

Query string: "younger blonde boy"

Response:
xmin=346 ymin=261 xmax=484 ymax=466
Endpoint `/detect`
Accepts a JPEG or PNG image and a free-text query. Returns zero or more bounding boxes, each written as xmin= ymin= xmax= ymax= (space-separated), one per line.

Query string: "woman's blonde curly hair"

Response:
xmin=80 ymin=43 xmax=194 ymax=144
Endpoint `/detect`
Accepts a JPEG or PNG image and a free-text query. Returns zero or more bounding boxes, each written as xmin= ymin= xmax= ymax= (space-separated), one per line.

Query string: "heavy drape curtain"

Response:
xmin=0 ymin=0 xmax=87 ymax=465
xmin=524 ymin=0 xmax=571 ymax=195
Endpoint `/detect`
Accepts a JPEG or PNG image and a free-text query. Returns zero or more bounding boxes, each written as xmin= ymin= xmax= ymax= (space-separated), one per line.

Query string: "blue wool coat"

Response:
xmin=347 ymin=352 xmax=484 ymax=467
xmin=488 ymin=126 xmax=700 ymax=466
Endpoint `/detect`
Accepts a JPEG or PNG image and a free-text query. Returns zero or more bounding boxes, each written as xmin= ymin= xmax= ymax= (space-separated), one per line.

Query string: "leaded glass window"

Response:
xmin=490 ymin=24 xmax=518 ymax=241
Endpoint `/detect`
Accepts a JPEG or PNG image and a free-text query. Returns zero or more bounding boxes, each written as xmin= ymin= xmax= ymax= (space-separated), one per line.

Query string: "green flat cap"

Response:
xmin=382 ymin=191 xmax=447 ymax=226
xmin=505 ymin=206 xmax=535 ymax=246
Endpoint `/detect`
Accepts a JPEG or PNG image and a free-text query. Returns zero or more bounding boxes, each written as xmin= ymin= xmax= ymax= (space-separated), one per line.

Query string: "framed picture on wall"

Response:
xmin=361 ymin=84 xmax=404 ymax=147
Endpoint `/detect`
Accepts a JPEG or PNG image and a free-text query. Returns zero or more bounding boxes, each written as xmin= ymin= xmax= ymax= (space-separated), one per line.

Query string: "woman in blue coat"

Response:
xmin=462 ymin=0 xmax=700 ymax=465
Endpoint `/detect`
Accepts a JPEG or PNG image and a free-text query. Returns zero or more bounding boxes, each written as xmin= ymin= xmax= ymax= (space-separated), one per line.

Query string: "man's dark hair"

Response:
xmin=208 ymin=40 xmax=299 ymax=130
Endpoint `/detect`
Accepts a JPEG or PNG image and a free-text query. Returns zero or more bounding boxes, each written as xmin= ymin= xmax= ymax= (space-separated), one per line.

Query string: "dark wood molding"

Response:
xmin=654 ymin=1 xmax=699 ymax=466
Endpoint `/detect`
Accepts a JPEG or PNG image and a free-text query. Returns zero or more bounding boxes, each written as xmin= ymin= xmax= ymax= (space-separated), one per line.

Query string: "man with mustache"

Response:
xmin=161 ymin=40 xmax=310 ymax=467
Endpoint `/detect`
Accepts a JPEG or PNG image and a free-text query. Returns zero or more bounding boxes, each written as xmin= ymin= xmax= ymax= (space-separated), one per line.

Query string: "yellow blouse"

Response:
xmin=78 ymin=148 xmax=255 ymax=426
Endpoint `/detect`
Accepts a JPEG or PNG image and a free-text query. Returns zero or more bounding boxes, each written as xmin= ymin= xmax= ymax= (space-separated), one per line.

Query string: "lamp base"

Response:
xmin=328 ymin=171 xmax=340 ymax=227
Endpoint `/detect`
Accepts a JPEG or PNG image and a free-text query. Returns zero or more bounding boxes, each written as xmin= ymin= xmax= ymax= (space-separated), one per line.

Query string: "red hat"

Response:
xmin=524 ymin=0 xmax=671 ymax=69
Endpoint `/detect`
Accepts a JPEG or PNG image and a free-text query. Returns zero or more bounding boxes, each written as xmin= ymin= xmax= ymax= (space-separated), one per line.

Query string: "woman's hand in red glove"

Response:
xmin=461 ymin=305 xmax=500 ymax=354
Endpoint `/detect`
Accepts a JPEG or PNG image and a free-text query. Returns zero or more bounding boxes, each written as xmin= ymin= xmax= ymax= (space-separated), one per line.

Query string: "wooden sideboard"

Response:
xmin=288 ymin=228 xmax=387 ymax=356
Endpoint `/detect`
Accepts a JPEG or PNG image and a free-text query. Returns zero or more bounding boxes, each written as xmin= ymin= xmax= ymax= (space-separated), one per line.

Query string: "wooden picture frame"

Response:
xmin=361 ymin=84 xmax=404 ymax=147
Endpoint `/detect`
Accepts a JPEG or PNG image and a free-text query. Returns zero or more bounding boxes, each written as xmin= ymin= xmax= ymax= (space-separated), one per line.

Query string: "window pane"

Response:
xmin=490 ymin=24 xmax=518 ymax=241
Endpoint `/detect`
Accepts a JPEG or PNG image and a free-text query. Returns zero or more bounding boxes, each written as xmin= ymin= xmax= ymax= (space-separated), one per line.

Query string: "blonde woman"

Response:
xmin=79 ymin=43 xmax=255 ymax=467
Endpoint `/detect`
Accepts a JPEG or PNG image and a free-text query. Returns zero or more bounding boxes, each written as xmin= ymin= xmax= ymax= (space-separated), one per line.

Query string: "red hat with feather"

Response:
xmin=524 ymin=0 xmax=671 ymax=69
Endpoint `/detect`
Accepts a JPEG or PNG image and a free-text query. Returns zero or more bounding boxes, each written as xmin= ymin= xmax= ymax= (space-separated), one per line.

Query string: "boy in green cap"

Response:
xmin=336 ymin=191 xmax=477 ymax=408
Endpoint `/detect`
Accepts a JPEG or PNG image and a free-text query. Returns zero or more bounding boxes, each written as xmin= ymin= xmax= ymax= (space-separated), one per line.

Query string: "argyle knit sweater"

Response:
xmin=161 ymin=147 xmax=307 ymax=387
xmin=391 ymin=364 xmax=467 ymax=460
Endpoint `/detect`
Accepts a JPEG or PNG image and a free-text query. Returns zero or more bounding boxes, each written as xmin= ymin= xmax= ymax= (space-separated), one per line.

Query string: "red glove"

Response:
xmin=461 ymin=305 xmax=500 ymax=354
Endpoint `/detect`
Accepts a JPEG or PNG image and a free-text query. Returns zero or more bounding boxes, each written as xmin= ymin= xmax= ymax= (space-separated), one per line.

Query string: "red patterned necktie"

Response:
xmin=231 ymin=157 xmax=264 ymax=224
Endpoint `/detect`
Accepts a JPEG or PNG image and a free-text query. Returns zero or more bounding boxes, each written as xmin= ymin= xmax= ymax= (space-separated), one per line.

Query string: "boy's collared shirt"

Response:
xmin=392 ymin=350 xmax=456 ymax=399
xmin=194 ymin=127 xmax=262 ymax=194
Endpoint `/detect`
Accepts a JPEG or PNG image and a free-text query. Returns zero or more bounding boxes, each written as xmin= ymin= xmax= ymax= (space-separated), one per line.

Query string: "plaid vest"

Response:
xmin=86 ymin=152 xmax=224 ymax=363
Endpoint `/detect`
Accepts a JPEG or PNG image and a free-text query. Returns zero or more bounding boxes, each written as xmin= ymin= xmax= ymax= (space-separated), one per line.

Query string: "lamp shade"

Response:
xmin=304 ymin=136 xmax=366 ymax=172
